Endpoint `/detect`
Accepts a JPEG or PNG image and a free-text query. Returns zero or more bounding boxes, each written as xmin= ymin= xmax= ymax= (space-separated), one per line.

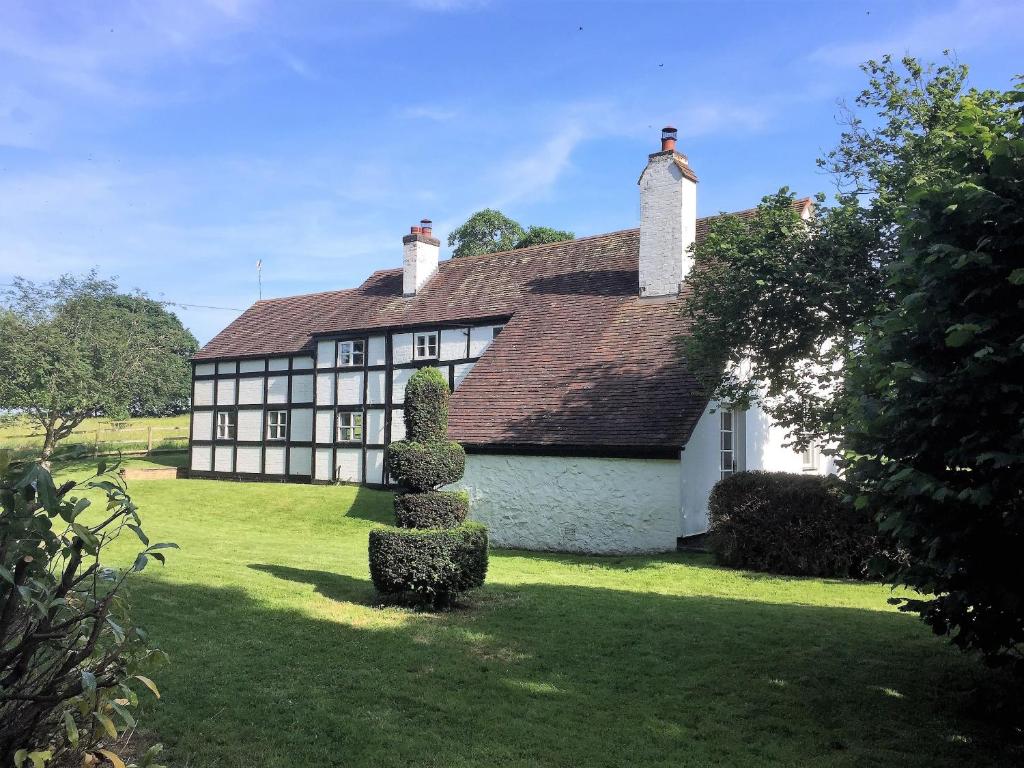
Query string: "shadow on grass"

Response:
xmin=129 ymin=571 xmax=1018 ymax=768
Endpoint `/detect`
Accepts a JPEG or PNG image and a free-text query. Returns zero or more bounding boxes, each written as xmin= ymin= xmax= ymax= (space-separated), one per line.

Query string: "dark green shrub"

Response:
xmin=403 ymin=366 xmax=449 ymax=443
xmin=708 ymin=471 xmax=880 ymax=578
xmin=394 ymin=490 xmax=469 ymax=529
xmin=386 ymin=439 xmax=465 ymax=492
xmin=368 ymin=523 xmax=488 ymax=607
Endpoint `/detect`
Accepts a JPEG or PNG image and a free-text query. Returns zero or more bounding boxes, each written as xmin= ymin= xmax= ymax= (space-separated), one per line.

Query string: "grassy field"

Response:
xmin=53 ymin=455 xmax=1017 ymax=768
xmin=0 ymin=414 xmax=189 ymax=457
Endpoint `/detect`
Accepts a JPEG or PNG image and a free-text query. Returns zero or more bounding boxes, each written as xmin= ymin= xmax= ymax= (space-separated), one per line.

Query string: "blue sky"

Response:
xmin=1 ymin=0 xmax=1021 ymax=344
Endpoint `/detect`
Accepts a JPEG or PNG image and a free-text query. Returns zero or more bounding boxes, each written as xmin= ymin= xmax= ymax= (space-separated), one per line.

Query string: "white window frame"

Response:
xmin=720 ymin=410 xmax=735 ymax=479
xmin=338 ymin=340 xmax=365 ymax=367
xmin=266 ymin=410 xmax=288 ymax=440
xmin=337 ymin=411 xmax=363 ymax=443
xmin=414 ymin=332 xmax=439 ymax=360
xmin=802 ymin=442 xmax=819 ymax=472
xmin=216 ymin=410 xmax=236 ymax=440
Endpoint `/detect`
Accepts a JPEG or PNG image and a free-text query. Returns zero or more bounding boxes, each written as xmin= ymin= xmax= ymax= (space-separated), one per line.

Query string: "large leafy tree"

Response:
xmin=681 ymin=55 xmax=1009 ymax=447
xmin=0 ymin=272 xmax=198 ymax=463
xmin=845 ymin=85 xmax=1024 ymax=673
xmin=448 ymin=209 xmax=573 ymax=257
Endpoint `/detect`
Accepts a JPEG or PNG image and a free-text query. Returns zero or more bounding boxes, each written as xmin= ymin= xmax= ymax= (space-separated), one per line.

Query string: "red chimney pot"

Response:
xmin=661 ymin=125 xmax=678 ymax=152
xmin=420 ymin=218 xmax=433 ymax=236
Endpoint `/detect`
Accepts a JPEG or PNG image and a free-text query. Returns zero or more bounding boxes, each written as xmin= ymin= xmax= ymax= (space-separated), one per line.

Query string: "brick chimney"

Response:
xmin=638 ymin=126 xmax=698 ymax=297
xmin=402 ymin=218 xmax=439 ymax=296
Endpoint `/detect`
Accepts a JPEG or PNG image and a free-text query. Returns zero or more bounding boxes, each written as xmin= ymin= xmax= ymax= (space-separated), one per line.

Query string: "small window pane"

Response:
xmin=339 ymin=340 xmax=365 ymax=367
xmin=267 ymin=410 xmax=288 ymax=440
xmin=337 ymin=412 xmax=363 ymax=442
xmin=415 ymin=332 xmax=438 ymax=359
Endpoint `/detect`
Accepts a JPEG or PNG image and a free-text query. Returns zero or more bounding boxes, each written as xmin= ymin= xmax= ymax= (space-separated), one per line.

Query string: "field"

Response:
xmin=52 ymin=455 xmax=1017 ymax=768
xmin=0 ymin=414 xmax=190 ymax=457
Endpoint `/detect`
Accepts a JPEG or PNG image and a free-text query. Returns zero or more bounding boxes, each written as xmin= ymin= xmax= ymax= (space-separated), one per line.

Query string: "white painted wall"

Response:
xmin=292 ymin=375 xmax=314 ymax=403
xmin=237 ymin=410 xmax=262 ymax=441
xmin=192 ymin=411 xmax=213 ymax=441
xmin=264 ymin=446 xmax=286 ymax=474
xmin=454 ymin=454 xmax=682 ymax=554
xmin=237 ymin=378 xmax=263 ymax=404
xmin=440 ymin=328 xmax=467 ymax=361
xmin=215 ymin=379 xmax=236 ymax=405
xmin=289 ymin=447 xmax=311 ymax=476
xmin=638 ymin=152 xmax=697 ymax=297
xmin=236 ymin=446 xmax=261 ymax=473
xmin=194 ymin=363 xmax=215 ymax=376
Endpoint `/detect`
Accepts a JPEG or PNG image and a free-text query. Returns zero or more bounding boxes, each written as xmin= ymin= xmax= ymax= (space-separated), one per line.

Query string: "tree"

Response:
xmin=369 ymin=368 xmax=487 ymax=607
xmin=681 ymin=55 xmax=1010 ymax=447
xmin=447 ymin=209 xmax=573 ymax=257
xmin=0 ymin=273 xmax=198 ymax=463
xmin=844 ymin=84 xmax=1024 ymax=674
xmin=0 ymin=453 xmax=173 ymax=765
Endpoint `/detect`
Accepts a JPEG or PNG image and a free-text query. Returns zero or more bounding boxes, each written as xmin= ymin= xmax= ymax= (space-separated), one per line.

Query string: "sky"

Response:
xmin=1 ymin=0 xmax=1021 ymax=345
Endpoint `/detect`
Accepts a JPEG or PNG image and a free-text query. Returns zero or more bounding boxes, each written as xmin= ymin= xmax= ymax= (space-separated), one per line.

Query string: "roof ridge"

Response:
xmin=251 ymin=286 xmax=358 ymax=305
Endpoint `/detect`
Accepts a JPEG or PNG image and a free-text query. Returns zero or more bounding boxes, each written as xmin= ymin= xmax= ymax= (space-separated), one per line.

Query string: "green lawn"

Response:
xmin=54 ymin=456 xmax=1016 ymax=768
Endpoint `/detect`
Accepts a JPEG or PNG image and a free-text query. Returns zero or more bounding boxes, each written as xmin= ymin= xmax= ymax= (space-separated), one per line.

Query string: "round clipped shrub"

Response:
xmin=403 ymin=366 xmax=449 ymax=443
xmin=369 ymin=522 xmax=488 ymax=607
xmin=386 ymin=439 xmax=465 ymax=492
xmin=708 ymin=471 xmax=880 ymax=578
xmin=394 ymin=490 xmax=469 ymax=529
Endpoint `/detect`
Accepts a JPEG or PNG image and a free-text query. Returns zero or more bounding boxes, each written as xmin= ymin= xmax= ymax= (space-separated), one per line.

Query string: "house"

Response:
xmin=188 ymin=127 xmax=831 ymax=554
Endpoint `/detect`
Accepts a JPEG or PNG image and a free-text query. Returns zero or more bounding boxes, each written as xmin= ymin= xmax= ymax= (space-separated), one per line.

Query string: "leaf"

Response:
xmin=126 ymin=524 xmax=149 ymax=546
xmin=110 ymin=701 xmax=136 ymax=729
xmin=95 ymin=750 xmax=125 ymax=768
xmin=944 ymin=324 xmax=979 ymax=348
xmin=97 ymin=459 xmax=107 ymax=476
xmin=71 ymin=524 xmax=100 ymax=554
xmin=15 ymin=749 xmax=28 ymax=768
xmin=93 ymin=712 xmax=118 ymax=740
xmin=73 ymin=497 xmax=92 ymax=518
xmin=134 ymin=675 xmax=160 ymax=699
xmin=132 ymin=553 xmax=148 ymax=572
xmin=1009 ymin=268 xmax=1024 ymax=285
xmin=0 ymin=564 xmax=14 ymax=584
xmin=64 ymin=710 xmax=80 ymax=748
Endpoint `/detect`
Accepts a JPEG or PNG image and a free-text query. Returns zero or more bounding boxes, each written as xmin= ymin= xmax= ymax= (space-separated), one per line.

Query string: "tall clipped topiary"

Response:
xmin=369 ymin=368 xmax=487 ymax=607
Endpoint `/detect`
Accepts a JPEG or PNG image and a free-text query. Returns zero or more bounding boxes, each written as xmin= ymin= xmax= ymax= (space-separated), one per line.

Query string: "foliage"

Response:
xmin=394 ymin=490 xmax=469 ymax=529
xmin=368 ymin=522 xmax=488 ymax=608
xmin=0 ymin=452 xmax=173 ymax=766
xmin=680 ymin=55 xmax=1011 ymax=448
xmin=375 ymin=368 xmax=486 ymax=606
xmin=0 ymin=272 xmax=198 ymax=463
xmin=708 ymin=471 xmax=880 ymax=578
xmin=844 ymin=82 xmax=1024 ymax=676
xmin=448 ymin=209 xmax=573 ymax=258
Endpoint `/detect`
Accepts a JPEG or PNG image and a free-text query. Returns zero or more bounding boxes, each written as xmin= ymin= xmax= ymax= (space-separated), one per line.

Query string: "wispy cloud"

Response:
xmin=400 ymin=104 xmax=460 ymax=122
xmin=809 ymin=0 xmax=1024 ymax=67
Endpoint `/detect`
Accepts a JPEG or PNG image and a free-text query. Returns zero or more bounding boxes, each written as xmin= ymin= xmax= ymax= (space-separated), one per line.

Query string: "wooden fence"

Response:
xmin=0 ymin=425 xmax=189 ymax=458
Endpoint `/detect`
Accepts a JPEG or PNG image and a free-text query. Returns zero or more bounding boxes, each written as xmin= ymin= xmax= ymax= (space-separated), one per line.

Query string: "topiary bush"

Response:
xmin=369 ymin=522 xmax=488 ymax=607
xmin=370 ymin=367 xmax=487 ymax=607
xmin=394 ymin=490 xmax=469 ymax=529
xmin=707 ymin=471 xmax=880 ymax=578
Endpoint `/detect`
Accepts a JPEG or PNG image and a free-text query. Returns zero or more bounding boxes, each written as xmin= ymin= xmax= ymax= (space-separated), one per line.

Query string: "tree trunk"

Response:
xmin=40 ymin=425 xmax=57 ymax=470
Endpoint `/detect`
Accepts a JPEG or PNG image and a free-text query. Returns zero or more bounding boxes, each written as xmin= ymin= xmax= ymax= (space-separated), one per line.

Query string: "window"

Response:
xmin=216 ymin=411 xmax=236 ymax=440
xmin=492 ymin=326 xmax=504 ymax=339
xmin=266 ymin=410 xmax=288 ymax=440
xmin=337 ymin=411 xmax=363 ymax=442
xmin=338 ymin=340 xmax=364 ymax=367
xmin=415 ymin=332 xmax=438 ymax=359
xmin=802 ymin=442 xmax=819 ymax=471
xmin=720 ymin=410 xmax=735 ymax=479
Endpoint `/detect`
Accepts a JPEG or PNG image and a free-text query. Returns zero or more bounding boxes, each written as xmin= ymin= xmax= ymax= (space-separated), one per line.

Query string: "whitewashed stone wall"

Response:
xmin=453 ymin=454 xmax=682 ymax=554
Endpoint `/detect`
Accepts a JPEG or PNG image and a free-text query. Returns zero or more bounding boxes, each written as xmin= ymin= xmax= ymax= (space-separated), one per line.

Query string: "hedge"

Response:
xmin=403 ymin=366 xmax=449 ymax=444
xmin=707 ymin=471 xmax=880 ymax=578
xmin=394 ymin=490 xmax=469 ymax=529
xmin=368 ymin=522 xmax=488 ymax=607
xmin=385 ymin=439 xmax=466 ymax=492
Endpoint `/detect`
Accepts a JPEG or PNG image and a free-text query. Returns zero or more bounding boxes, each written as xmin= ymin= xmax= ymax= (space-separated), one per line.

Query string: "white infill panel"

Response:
xmin=367 ymin=336 xmax=386 ymax=366
xmin=237 ymin=377 xmax=264 ymax=404
xmin=235 ymin=446 xmax=261 ymax=474
xmin=217 ymin=361 xmax=237 ymax=375
xmin=192 ymin=411 xmax=214 ymax=441
xmin=293 ymin=357 xmax=314 ymax=370
xmin=193 ymin=379 xmax=214 ymax=406
xmin=469 ymin=325 xmax=500 ymax=357
xmin=267 ymin=376 xmax=288 ymax=404
xmin=392 ymin=368 xmax=413 ymax=404
xmin=191 ymin=445 xmax=212 ymax=471
xmin=237 ymin=410 xmax=262 ymax=441
xmin=366 ymin=409 xmax=385 ymax=445
xmin=316 ymin=373 xmax=335 ymax=405
xmin=391 ymin=410 xmax=407 ymax=441
xmin=292 ymin=375 xmax=314 ymax=403
xmin=365 ymin=449 xmax=384 ymax=484
xmin=214 ymin=446 xmax=233 ymax=472
xmin=453 ymin=362 xmax=475 ymax=389
xmin=392 ymin=333 xmax=414 ymax=364
xmin=239 ymin=359 xmax=265 ymax=373
xmin=366 ymin=370 xmax=385 ymax=404
xmin=291 ymin=409 xmax=314 ymax=442
xmin=315 ymin=448 xmax=333 ymax=480
xmin=337 ymin=371 xmax=364 ymax=405
xmin=440 ymin=329 xmax=467 ymax=361
xmin=194 ymin=363 xmax=215 ymax=376
xmin=336 ymin=449 xmax=362 ymax=482
xmin=317 ymin=340 xmax=335 ymax=368
xmin=315 ymin=410 xmax=334 ymax=444
xmin=268 ymin=358 xmax=289 ymax=371
xmin=289 ymin=447 xmax=312 ymax=476
xmin=216 ymin=379 xmax=237 ymax=405
xmin=264 ymin=446 xmax=286 ymax=475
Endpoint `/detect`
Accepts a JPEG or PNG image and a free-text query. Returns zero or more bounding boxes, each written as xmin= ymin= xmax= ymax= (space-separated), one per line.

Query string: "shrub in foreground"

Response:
xmin=369 ymin=522 xmax=488 ymax=607
xmin=394 ymin=490 xmax=469 ymax=529
xmin=708 ymin=471 xmax=879 ymax=578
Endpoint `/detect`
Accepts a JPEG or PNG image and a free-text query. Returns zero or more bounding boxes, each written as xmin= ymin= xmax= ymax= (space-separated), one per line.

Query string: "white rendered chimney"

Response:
xmin=402 ymin=218 xmax=439 ymax=296
xmin=638 ymin=126 xmax=698 ymax=297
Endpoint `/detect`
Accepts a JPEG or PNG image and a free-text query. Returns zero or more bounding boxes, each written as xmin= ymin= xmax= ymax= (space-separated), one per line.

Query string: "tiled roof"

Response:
xmin=194 ymin=201 xmax=810 ymax=453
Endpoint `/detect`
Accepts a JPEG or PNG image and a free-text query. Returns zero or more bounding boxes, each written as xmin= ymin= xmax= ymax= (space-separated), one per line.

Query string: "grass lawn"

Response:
xmin=53 ymin=455 xmax=1017 ymax=768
